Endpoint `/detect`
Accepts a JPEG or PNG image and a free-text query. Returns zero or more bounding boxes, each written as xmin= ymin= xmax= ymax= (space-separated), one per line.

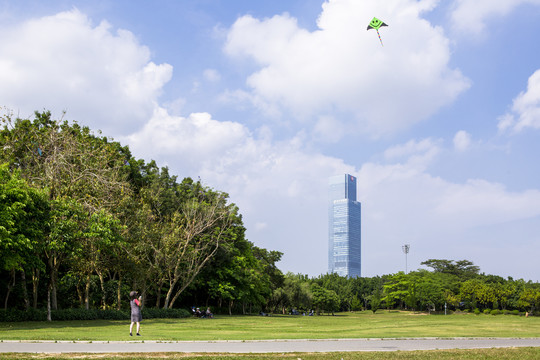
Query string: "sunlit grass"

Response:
xmin=1 ymin=348 xmax=540 ymax=360
xmin=0 ymin=311 xmax=539 ymax=341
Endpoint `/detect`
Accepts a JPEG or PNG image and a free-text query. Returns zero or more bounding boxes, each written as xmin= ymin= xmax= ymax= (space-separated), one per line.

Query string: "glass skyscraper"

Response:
xmin=328 ymin=174 xmax=361 ymax=277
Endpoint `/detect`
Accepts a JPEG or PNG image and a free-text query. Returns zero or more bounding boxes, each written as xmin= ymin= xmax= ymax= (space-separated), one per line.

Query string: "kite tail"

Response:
xmin=376 ymin=29 xmax=384 ymax=46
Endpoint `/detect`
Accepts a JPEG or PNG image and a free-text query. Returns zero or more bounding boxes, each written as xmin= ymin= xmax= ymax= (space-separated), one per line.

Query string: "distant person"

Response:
xmin=129 ymin=291 xmax=142 ymax=336
xmin=206 ymin=307 xmax=213 ymax=318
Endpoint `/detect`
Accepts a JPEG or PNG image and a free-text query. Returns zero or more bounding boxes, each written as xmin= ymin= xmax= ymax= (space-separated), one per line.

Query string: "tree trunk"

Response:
xmin=84 ymin=275 xmax=90 ymax=310
xmin=76 ymin=282 xmax=83 ymax=307
xmin=49 ymin=257 xmax=58 ymax=310
xmin=117 ymin=275 xmax=122 ymax=310
xmin=140 ymin=290 xmax=146 ymax=309
xmin=32 ymin=268 xmax=39 ymax=309
xmin=155 ymin=279 xmax=163 ymax=308
xmin=47 ymin=285 xmax=52 ymax=321
xmin=229 ymin=300 xmax=233 ymax=315
xmin=167 ymin=272 xmax=201 ymax=309
xmin=20 ymin=270 xmax=29 ymax=310
xmin=163 ymin=279 xmax=177 ymax=309
xmin=97 ymin=270 xmax=106 ymax=309
xmin=4 ymin=270 xmax=16 ymax=310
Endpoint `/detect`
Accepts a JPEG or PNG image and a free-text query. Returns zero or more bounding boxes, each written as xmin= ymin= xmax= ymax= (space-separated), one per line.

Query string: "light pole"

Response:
xmin=402 ymin=244 xmax=410 ymax=274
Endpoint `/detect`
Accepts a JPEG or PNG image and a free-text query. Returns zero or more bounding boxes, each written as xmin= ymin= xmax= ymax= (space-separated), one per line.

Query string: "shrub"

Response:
xmin=483 ymin=308 xmax=491 ymax=315
xmin=490 ymin=309 xmax=501 ymax=315
xmin=0 ymin=309 xmax=47 ymax=322
xmin=99 ymin=309 xmax=129 ymax=320
xmin=51 ymin=309 xmax=100 ymax=321
xmin=142 ymin=308 xmax=190 ymax=319
xmin=474 ymin=308 xmax=481 ymax=315
xmin=503 ymin=310 xmax=520 ymax=316
xmin=0 ymin=307 xmax=190 ymax=322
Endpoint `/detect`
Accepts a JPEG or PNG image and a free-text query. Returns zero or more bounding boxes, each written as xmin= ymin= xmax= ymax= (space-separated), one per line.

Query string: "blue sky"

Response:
xmin=1 ymin=0 xmax=540 ymax=281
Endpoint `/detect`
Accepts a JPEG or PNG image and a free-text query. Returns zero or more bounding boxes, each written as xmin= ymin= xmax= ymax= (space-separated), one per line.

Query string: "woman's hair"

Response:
xmin=130 ymin=291 xmax=138 ymax=300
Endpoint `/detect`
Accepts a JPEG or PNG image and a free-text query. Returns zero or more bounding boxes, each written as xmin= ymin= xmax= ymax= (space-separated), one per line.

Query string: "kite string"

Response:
xmin=376 ymin=29 xmax=384 ymax=46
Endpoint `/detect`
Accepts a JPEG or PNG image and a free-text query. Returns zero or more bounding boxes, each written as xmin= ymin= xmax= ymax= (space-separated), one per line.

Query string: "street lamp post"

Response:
xmin=402 ymin=244 xmax=410 ymax=274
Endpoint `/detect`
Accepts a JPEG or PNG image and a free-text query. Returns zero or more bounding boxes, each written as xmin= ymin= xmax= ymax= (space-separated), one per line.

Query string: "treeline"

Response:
xmin=0 ymin=111 xmax=282 ymax=319
xmin=268 ymin=260 xmax=540 ymax=316
xmin=1 ymin=111 xmax=539 ymax=320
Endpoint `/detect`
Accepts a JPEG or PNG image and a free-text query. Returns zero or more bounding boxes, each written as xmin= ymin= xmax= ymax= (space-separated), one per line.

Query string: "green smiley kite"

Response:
xmin=367 ymin=17 xmax=388 ymax=46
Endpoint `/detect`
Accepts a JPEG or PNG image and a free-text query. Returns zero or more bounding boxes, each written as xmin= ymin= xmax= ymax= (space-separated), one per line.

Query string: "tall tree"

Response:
xmin=311 ymin=284 xmax=339 ymax=315
xmin=0 ymin=165 xmax=48 ymax=309
xmin=1 ymin=111 xmax=130 ymax=315
xmin=163 ymin=195 xmax=237 ymax=308
xmin=421 ymin=259 xmax=479 ymax=279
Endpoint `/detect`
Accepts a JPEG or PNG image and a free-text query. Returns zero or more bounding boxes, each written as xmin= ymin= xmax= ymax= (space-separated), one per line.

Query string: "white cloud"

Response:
xmin=123 ymin=106 xmax=351 ymax=205
xmin=122 ymin=107 xmax=355 ymax=274
xmin=203 ymin=68 xmax=221 ymax=82
xmin=434 ymin=179 xmax=540 ymax=226
xmin=453 ymin=130 xmax=472 ymax=151
xmin=125 ymin=108 xmax=540 ymax=278
xmin=313 ymin=115 xmax=345 ymax=143
xmin=0 ymin=9 xmax=172 ymax=135
xmin=219 ymin=89 xmax=283 ymax=119
xmin=450 ymin=0 xmax=540 ymax=36
xmin=497 ymin=113 xmax=515 ymax=133
xmin=498 ymin=69 xmax=540 ymax=133
xmin=254 ymin=222 xmax=268 ymax=231
xmin=357 ymin=141 xmax=540 ymax=277
xmin=122 ymin=107 xmax=251 ymax=171
xmin=384 ymin=138 xmax=440 ymax=163
xmin=358 ymin=160 xmax=540 ymax=236
xmin=224 ymin=0 xmax=470 ymax=136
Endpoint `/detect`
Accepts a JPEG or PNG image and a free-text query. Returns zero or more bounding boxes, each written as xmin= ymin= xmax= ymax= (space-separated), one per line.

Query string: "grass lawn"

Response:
xmin=0 ymin=348 xmax=540 ymax=360
xmin=0 ymin=311 xmax=539 ymax=341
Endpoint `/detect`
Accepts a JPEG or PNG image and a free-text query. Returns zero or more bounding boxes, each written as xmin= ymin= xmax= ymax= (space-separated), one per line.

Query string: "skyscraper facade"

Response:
xmin=328 ymin=174 xmax=361 ymax=277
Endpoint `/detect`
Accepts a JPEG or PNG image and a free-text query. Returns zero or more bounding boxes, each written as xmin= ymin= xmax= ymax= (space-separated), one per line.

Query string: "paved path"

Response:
xmin=1 ymin=338 xmax=540 ymax=353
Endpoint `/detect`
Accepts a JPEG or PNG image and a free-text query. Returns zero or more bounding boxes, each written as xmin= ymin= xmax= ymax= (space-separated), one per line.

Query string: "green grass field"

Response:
xmin=1 ymin=311 xmax=539 ymax=359
xmin=0 ymin=348 xmax=539 ymax=360
xmin=1 ymin=311 xmax=539 ymax=341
